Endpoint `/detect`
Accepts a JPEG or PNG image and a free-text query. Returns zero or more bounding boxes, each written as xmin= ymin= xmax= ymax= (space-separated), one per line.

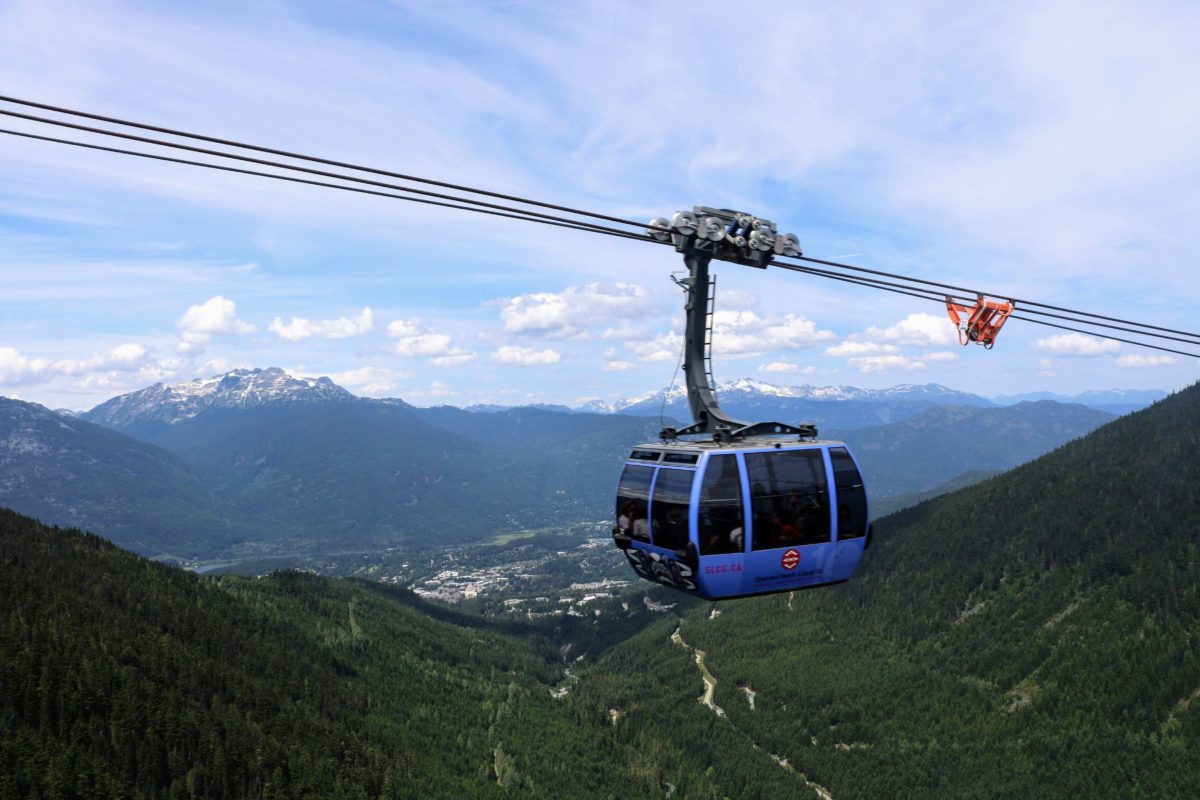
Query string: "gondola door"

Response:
xmin=693 ymin=453 xmax=747 ymax=598
xmin=741 ymin=447 xmax=835 ymax=595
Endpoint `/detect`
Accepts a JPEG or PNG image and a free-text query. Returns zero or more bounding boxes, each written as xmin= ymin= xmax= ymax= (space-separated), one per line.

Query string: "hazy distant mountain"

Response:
xmin=464 ymin=402 xmax=577 ymax=414
xmin=832 ymin=401 xmax=1116 ymax=498
xmin=1 ymin=368 xmax=1131 ymax=560
xmin=0 ymin=397 xmax=238 ymax=554
xmin=991 ymin=388 xmax=1167 ymax=416
xmin=71 ymin=369 xmax=659 ymax=557
xmin=581 ymin=379 xmax=995 ymax=429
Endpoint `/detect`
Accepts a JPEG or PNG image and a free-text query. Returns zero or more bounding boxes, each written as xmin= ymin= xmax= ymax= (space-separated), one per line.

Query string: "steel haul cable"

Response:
xmin=773 ymin=263 xmax=1200 ymax=359
xmin=0 ymin=128 xmax=662 ymax=246
xmin=774 ymin=258 xmax=1200 ymax=347
xmin=0 ymin=109 xmax=661 ymax=242
xmin=0 ymin=94 xmax=662 ymax=234
xmin=781 ymin=254 xmax=1200 ymax=343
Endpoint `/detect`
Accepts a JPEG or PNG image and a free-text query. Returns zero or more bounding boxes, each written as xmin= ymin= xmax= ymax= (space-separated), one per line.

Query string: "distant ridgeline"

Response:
xmin=576 ymin=381 xmax=1200 ymax=798
xmin=0 ymin=368 xmax=1121 ymax=561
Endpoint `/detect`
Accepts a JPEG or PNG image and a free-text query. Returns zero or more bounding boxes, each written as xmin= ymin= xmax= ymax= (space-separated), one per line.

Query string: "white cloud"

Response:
xmin=857 ymin=313 xmax=957 ymax=348
xmin=326 ymin=366 xmax=411 ymax=395
xmin=848 ymin=355 xmax=930 ymax=373
xmin=498 ymin=283 xmax=655 ymax=338
xmin=428 ymin=352 xmax=476 ymax=368
xmin=0 ymin=343 xmax=150 ymax=383
xmin=387 ymin=318 xmax=476 ymax=365
xmin=0 ymin=348 xmax=31 ymax=380
xmin=711 ymin=311 xmax=836 ymax=357
xmin=386 ymin=319 xmax=423 ymax=338
xmin=830 ymin=315 xmax=963 ymax=371
xmin=626 ymin=331 xmax=682 ymax=362
xmin=758 ymin=361 xmax=796 ymax=373
xmin=1116 ymin=354 xmax=1177 ymax=368
xmin=269 ymin=307 xmax=373 ymax=341
xmin=176 ymin=296 xmax=255 ymax=354
xmin=824 ymin=341 xmax=900 ymax=357
xmin=392 ymin=333 xmax=454 ymax=357
xmin=601 ymin=348 xmax=633 ymax=371
xmin=491 ymin=345 xmax=561 ymax=366
xmin=1034 ymin=332 xmax=1120 ymax=356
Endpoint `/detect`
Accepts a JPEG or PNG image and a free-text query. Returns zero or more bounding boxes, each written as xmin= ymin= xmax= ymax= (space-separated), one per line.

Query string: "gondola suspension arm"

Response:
xmin=650 ymin=207 xmax=816 ymax=442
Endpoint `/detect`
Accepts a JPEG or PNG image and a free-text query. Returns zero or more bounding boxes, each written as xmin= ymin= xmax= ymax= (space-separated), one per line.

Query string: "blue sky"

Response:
xmin=1 ymin=0 xmax=1198 ymax=409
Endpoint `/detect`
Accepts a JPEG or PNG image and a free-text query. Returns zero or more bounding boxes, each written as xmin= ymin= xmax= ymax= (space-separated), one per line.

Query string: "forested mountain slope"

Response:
xmin=0 ymin=398 xmax=243 ymax=554
xmin=577 ymin=382 xmax=1200 ymax=799
xmin=0 ymin=508 xmax=702 ymax=799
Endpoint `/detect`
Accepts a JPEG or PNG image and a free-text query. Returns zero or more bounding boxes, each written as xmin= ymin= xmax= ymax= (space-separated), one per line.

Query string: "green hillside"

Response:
xmin=574 ymin=383 xmax=1200 ymax=799
xmin=0 ymin=508 xmax=715 ymax=799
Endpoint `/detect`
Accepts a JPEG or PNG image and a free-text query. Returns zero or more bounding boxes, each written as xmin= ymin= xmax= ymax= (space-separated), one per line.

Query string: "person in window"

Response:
xmin=785 ymin=490 xmax=819 ymax=541
xmin=773 ymin=511 xmax=799 ymax=544
xmin=728 ymin=526 xmax=744 ymax=551
xmin=617 ymin=501 xmax=635 ymax=535
xmin=661 ymin=507 xmax=688 ymax=551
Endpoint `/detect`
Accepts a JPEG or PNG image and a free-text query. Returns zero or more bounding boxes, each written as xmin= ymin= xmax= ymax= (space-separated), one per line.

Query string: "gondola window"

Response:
xmin=745 ymin=450 xmax=831 ymax=550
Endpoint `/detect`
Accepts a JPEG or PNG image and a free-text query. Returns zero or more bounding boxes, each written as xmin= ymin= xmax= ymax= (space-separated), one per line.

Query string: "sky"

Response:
xmin=1 ymin=0 xmax=1198 ymax=410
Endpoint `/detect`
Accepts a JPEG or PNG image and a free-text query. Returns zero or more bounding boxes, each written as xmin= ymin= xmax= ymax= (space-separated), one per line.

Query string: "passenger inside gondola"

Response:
xmin=651 ymin=469 xmax=693 ymax=551
xmin=698 ymin=454 xmax=745 ymax=555
xmin=747 ymin=449 xmax=831 ymax=549
xmin=615 ymin=464 xmax=653 ymax=543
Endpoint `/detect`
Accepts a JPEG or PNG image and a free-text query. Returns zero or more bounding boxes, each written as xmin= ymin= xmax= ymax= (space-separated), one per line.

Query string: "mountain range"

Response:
xmin=579 ymin=379 xmax=1165 ymax=423
xmin=990 ymin=388 xmax=1167 ymax=416
xmin=0 ymin=368 xmax=1143 ymax=561
xmin=3 ymin=374 xmax=1198 ymax=797
xmin=831 ymin=400 xmax=1115 ymax=497
xmin=579 ymin=379 xmax=997 ymax=429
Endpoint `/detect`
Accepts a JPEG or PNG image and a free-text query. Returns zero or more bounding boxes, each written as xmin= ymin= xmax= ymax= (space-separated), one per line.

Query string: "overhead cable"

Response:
xmin=0 ymin=128 xmax=660 ymax=246
xmin=784 ymin=254 xmax=1200 ymax=343
xmin=776 ymin=256 xmax=1200 ymax=347
xmin=775 ymin=262 xmax=1200 ymax=359
xmin=0 ymin=108 xmax=658 ymax=241
xmin=0 ymin=94 xmax=665 ymax=235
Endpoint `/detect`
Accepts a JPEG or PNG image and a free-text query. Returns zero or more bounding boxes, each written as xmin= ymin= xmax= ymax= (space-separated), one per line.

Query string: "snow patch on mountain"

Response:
xmin=84 ymin=367 xmax=353 ymax=428
xmin=582 ymin=381 xmax=992 ymax=412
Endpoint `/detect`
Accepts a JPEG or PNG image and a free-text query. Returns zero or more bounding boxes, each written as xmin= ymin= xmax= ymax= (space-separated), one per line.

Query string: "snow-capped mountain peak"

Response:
xmin=583 ymin=380 xmax=989 ymax=413
xmin=83 ymin=367 xmax=353 ymax=428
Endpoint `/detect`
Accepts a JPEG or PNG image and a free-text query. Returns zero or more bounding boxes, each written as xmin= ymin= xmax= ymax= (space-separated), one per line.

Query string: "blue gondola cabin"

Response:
xmin=612 ymin=440 xmax=871 ymax=600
